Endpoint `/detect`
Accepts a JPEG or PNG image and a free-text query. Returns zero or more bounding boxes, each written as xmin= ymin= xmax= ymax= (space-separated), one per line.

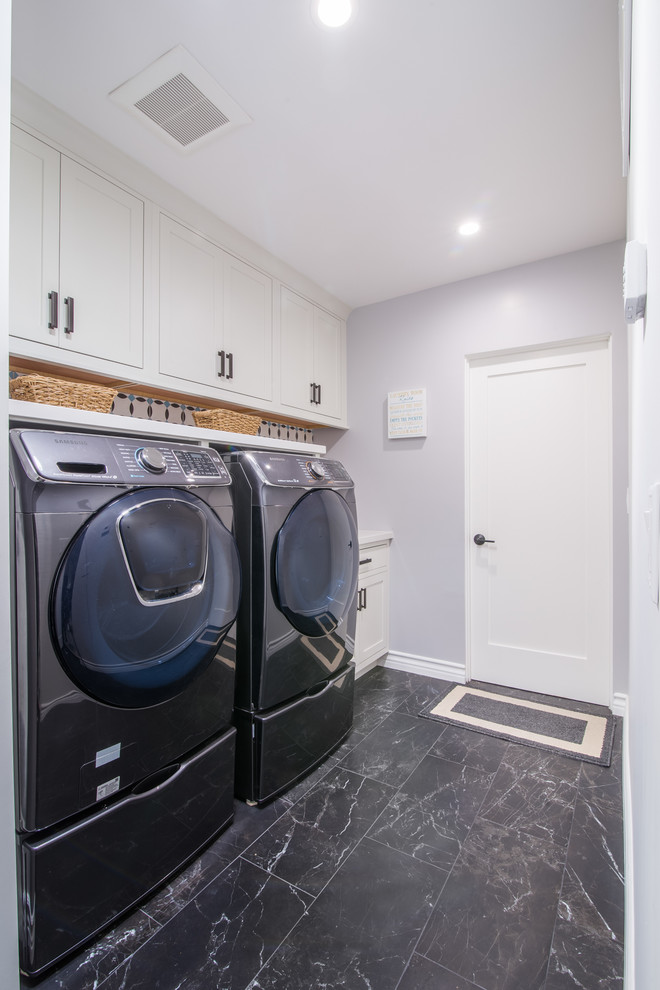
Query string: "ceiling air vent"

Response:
xmin=109 ymin=46 xmax=251 ymax=152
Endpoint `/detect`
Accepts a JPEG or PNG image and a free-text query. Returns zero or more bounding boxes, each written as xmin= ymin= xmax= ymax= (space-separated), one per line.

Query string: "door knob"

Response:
xmin=473 ymin=534 xmax=495 ymax=545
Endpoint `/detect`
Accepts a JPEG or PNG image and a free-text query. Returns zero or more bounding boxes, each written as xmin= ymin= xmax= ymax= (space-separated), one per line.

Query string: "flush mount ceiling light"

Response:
xmin=313 ymin=0 xmax=356 ymax=28
xmin=458 ymin=220 xmax=481 ymax=237
xmin=109 ymin=45 xmax=251 ymax=152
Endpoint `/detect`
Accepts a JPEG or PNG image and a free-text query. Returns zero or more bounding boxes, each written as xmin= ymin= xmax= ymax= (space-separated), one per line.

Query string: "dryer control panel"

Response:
xmin=226 ymin=450 xmax=354 ymax=488
xmin=11 ymin=430 xmax=232 ymax=486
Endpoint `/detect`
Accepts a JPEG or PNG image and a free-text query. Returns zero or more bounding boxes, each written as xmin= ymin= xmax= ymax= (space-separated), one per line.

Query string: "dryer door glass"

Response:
xmin=50 ymin=489 xmax=241 ymax=708
xmin=274 ymin=489 xmax=359 ymax=637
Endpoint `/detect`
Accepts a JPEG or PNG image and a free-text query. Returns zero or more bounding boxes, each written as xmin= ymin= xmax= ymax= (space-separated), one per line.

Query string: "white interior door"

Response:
xmin=467 ymin=338 xmax=612 ymax=705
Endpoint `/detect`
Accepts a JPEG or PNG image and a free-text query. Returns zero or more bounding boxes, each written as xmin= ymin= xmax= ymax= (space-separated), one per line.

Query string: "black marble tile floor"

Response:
xmin=26 ymin=668 xmax=624 ymax=990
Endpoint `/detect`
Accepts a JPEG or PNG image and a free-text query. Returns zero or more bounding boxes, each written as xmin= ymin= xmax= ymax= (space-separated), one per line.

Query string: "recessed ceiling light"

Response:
xmin=314 ymin=0 xmax=355 ymax=28
xmin=458 ymin=220 xmax=480 ymax=237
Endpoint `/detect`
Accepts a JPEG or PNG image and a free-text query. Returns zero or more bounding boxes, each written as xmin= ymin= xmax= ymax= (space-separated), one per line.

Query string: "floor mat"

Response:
xmin=420 ymin=683 xmax=614 ymax=765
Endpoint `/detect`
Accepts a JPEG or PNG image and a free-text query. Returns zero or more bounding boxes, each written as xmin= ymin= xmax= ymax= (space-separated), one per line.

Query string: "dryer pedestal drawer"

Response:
xmin=19 ymin=727 xmax=236 ymax=978
xmin=235 ymin=663 xmax=355 ymax=805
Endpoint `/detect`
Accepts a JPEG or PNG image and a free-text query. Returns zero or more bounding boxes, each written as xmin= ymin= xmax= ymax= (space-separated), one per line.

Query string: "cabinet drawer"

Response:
xmin=358 ymin=543 xmax=389 ymax=574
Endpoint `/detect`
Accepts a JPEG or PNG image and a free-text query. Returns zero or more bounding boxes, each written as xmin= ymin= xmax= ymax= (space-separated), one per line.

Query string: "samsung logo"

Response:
xmin=54 ymin=438 xmax=86 ymax=445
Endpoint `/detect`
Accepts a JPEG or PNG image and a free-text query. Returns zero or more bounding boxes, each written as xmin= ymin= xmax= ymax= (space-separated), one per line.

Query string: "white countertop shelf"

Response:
xmin=8 ymin=400 xmax=327 ymax=455
xmin=358 ymin=530 xmax=394 ymax=547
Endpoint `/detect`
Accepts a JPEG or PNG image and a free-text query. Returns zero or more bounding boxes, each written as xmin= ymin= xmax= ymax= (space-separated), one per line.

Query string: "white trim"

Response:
xmin=466 ymin=332 xmax=613 ymax=365
xmin=622 ymin=693 xmax=634 ymax=990
xmin=464 ymin=354 xmax=473 ymax=684
xmin=383 ymin=650 xmax=466 ymax=684
xmin=0 ymin=0 xmax=21 ymax=978
xmin=612 ymin=691 xmax=627 ymax=718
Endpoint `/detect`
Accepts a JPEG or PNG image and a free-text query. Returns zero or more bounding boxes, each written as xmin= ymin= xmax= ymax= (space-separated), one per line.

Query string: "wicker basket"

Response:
xmin=9 ymin=374 xmax=116 ymax=414
xmin=193 ymin=407 xmax=262 ymax=435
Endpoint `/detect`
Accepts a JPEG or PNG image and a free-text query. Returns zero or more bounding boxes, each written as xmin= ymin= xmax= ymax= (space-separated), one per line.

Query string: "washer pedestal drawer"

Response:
xmin=19 ymin=727 xmax=236 ymax=978
xmin=234 ymin=663 xmax=355 ymax=806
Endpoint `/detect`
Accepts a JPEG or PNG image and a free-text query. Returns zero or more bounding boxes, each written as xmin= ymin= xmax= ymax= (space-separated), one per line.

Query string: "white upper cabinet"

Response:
xmin=9 ymin=126 xmax=144 ymax=368
xmin=9 ymin=109 xmax=347 ymax=427
xmin=159 ymin=216 xmax=222 ymax=388
xmin=280 ymin=286 xmax=344 ymax=422
xmin=159 ymin=215 xmax=273 ymax=404
xmin=9 ymin=129 xmax=60 ymax=341
xmin=222 ymin=253 xmax=272 ymax=402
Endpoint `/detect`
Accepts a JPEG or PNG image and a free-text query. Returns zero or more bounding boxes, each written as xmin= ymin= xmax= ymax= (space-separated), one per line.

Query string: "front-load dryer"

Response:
xmin=224 ymin=450 xmax=359 ymax=805
xmin=10 ymin=429 xmax=241 ymax=977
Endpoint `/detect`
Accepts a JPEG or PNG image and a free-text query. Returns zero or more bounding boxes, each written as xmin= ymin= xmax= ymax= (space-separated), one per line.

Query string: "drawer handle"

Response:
xmin=218 ymin=350 xmax=225 ymax=377
xmin=359 ymin=557 xmax=372 ymax=565
xmin=131 ymin=762 xmax=181 ymax=795
xmin=226 ymin=351 xmax=234 ymax=380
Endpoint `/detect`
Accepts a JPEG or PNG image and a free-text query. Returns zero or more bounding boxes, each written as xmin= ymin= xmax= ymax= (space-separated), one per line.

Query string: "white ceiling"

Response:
xmin=10 ymin=0 xmax=627 ymax=310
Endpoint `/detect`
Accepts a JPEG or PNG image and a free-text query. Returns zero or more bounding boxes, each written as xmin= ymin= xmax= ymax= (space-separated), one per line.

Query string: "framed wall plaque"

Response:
xmin=387 ymin=388 xmax=427 ymax=439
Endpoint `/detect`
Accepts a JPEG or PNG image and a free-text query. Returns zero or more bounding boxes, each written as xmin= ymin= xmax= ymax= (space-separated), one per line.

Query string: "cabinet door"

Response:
xmin=59 ymin=157 xmax=144 ymax=367
xmin=159 ymin=216 xmax=223 ymax=388
xmin=9 ymin=127 xmax=60 ymax=345
xmin=314 ymin=307 xmax=342 ymax=419
xmin=280 ymin=286 xmax=315 ymax=412
xmin=354 ymin=571 xmax=388 ymax=672
xmin=222 ymin=253 xmax=272 ymax=401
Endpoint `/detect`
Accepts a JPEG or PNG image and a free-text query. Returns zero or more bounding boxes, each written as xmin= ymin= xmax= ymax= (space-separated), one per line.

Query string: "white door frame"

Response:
xmin=464 ymin=334 xmax=613 ymax=704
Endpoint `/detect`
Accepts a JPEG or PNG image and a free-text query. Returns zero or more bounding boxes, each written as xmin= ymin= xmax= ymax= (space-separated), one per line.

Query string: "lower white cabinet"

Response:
xmin=354 ymin=534 xmax=392 ymax=677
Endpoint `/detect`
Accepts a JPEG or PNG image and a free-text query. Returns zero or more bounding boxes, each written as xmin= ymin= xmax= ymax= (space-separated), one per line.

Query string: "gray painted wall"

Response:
xmin=321 ymin=240 xmax=628 ymax=695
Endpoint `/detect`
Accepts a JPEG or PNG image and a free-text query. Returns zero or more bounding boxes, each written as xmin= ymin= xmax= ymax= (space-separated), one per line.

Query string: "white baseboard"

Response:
xmin=612 ymin=692 xmax=627 ymax=718
xmin=383 ymin=650 xmax=466 ymax=684
xmin=621 ymin=693 xmax=634 ymax=990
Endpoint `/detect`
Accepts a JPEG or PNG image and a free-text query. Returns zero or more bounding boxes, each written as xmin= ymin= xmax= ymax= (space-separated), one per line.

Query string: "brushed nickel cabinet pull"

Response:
xmin=47 ymin=290 xmax=58 ymax=330
xmin=63 ymin=296 xmax=74 ymax=334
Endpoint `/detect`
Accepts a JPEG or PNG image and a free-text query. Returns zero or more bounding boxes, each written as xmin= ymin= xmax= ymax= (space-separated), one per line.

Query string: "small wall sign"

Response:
xmin=387 ymin=388 xmax=427 ymax=439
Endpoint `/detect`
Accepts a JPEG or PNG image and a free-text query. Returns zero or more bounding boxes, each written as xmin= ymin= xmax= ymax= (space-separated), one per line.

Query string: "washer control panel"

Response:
xmin=13 ymin=430 xmax=232 ymax=486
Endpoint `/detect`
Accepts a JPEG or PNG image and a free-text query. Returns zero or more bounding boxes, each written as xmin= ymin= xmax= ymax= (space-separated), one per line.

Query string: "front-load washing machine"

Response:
xmin=10 ymin=429 xmax=241 ymax=977
xmin=224 ymin=450 xmax=359 ymax=805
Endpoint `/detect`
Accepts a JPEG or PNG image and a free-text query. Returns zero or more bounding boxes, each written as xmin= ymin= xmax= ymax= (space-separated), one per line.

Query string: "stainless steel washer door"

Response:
xmin=50 ymin=488 xmax=241 ymax=707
